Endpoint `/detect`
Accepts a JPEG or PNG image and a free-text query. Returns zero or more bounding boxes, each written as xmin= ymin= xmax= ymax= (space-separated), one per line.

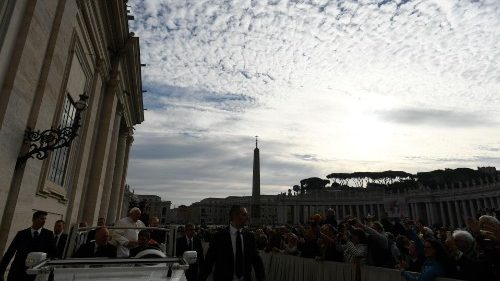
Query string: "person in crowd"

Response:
xmin=130 ymin=230 xmax=160 ymax=257
xmin=402 ymin=238 xmax=452 ymax=281
xmin=175 ymin=223 xmax=204 ymax=281
xmin=255 ymin=228 xmax=268 ymax=250
xmin=112 ymin=207 xmax=146 ymax=257
xmin=323 ymin=208 xmax=338 ymax=228
xmin=397 ymin=240 xmax=424 ymax=273
xmin=199 ymin=205 xmax=265 ymax=281
xmin=380 ymin=212 xmax=394 ymax=234
xmin=298 ymin=215 xmax=321 ymax=258
xmin=319 ymin=224 xmax=343 ymax=262
xmin=76 ymin=221 xmax=89 ymax=249
xmin=338 ymin=227 xmax=367 ymax=264
xmin=86 ymin=217 xmax=106 ymax=243
xmin=73 ymin=227 xmax=116 ymax=258
xmin=265 ymin=229 xmax=283 ymax=253
xmin=361 ymin=221 xmax=394 ymax=268
xmin=53 ymin=220 xmax=68 ymax=259
xmin=0 ymin=211 xmax=56 ymax=281
xmin=282 ymin=233 xmax=300 ymax=256
xmin=467 ymin=215 xmax=500 ymax=280
xmin=148 ymin=216 xmax=166 ymax=244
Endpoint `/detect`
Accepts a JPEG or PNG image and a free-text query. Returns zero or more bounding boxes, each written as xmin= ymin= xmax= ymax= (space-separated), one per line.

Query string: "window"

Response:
xmin=48 ymin=95 xmax=77 ymax=186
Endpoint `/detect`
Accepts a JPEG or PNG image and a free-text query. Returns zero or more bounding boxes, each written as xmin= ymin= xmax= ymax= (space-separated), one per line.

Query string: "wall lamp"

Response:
xmin=16 ymin=94 xmax=89 ymax=169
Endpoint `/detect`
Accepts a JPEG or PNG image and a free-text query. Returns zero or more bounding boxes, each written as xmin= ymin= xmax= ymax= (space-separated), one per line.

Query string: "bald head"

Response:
xmin=94 ymin=227 xmax=110 ymax=246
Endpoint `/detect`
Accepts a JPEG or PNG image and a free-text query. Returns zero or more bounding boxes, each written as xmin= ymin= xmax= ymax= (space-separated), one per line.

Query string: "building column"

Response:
xmin=107 ymin=129 xmax=128 ymax=223
xmin=425 ymin=203 xmax=431 ymax=225
xmin=468 ymin=200 xmax=476 ymax=219
xmin=349 ymin=205 xmax=353 ymax=216
xmin=460 ymin=200 xmax=469 ymax=218
xmin=294 ymin=204 xmax=300 ymax=224
xmin=81 ymin=88 xmax=118 ymax=224
xmin=99 ymin=110 xmax=122 ymax=219
xmin=377 ymin=204 xmax=381 ymax=219
xmin=369 ymin=204 xmax=374 ymax=216
xmin=439 ymin=202 xmax=446 ymax=226
xmin=415 ymin=203 xmax=421 ymax=220
xmin=475 ymin=199 xmax=482 ymax=211
xmin=430 ymin=203 xmax=437 ymax=225
xmin=488 ymin=197 xmax=495 ymax=208
xmin=454 ymin=201 xmax=462 ymax=228
xmin=446 ymin=201 xmax=455 ymax=228
xmin=116 ymin=134 xmax=133 ymax=218
xmin=409 ymin=203 xmax=414 ymax=219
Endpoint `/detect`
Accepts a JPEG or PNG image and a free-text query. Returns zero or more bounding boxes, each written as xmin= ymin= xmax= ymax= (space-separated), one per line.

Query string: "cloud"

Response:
xmin=127 ymin=0 xmax=500 ymax=206
xmin=376 ymin=108 xmax=498 ymax=127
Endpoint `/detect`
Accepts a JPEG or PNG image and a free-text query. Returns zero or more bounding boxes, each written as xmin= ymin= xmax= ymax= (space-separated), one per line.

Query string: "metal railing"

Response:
xmin=259 ymin=252 xmax=464 ymax=281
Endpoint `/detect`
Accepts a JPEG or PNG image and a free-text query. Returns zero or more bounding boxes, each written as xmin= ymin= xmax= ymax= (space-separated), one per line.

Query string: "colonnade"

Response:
xmin=277 ymin=194 xmax=500 ymax=228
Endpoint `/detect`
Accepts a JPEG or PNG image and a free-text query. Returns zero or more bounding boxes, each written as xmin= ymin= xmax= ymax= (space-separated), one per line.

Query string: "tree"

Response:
xmin=299 ymin=177 xmax=330 ymax=193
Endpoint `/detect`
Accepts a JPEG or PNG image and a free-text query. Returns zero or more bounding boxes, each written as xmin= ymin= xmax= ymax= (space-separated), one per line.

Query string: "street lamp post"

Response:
xmin=16 ymin=93 xmax=89 ymax=169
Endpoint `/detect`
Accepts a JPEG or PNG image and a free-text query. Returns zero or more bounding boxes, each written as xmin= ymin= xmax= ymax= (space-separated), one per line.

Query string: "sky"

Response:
xmin=126 ymin=0 xmax=500 ymax=207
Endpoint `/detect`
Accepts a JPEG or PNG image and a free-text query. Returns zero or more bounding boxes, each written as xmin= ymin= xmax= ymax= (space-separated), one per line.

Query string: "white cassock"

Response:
xmin=111 ymin=217 xmax=146 ymax=257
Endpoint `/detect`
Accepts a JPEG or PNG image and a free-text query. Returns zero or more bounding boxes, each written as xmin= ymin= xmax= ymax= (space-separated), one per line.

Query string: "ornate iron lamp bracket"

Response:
xmin=16 ymin=94 xmax=89 ymax=169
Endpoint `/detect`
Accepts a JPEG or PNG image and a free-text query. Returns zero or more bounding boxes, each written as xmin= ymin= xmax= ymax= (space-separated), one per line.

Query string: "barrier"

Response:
xmin=259 ymin=252 xmax=464 ymax=281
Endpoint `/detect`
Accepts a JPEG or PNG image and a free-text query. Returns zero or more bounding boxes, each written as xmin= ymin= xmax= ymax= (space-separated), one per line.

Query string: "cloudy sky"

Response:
xmin=126 ymin=0 xmax=500 ymax=207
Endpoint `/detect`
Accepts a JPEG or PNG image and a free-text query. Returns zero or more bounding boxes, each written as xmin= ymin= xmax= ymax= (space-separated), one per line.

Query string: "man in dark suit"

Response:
xmin=148 ymin=217 xmax=166 ymax=244
xmin=199 ymin=205 xmax=265 ymax=281
xmin=53 ymin=220 xmax=68 ymax=259
xmin=0 ymin=210 xmax=56 ymax=281
xmin=73 ymin=227 xmax=117 ymax=258
xmin=176 ymin=223 xmax=204 ymax=281
xmin=86 ymin=217 xmax=106 ymax=243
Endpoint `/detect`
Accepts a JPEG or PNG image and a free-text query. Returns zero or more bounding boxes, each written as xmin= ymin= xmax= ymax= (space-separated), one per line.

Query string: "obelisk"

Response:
xmin=251 ymin=136 xmax=261 ymax=225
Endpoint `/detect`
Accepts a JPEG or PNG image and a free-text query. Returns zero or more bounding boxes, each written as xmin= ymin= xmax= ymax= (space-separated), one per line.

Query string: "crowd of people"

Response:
xmin=2 ymin=206 xmax=500 ymax=281
xmin=227 ymin=208 xmax=499 ymax=281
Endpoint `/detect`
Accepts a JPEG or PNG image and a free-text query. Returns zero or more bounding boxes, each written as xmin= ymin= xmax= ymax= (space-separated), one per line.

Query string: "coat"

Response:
xmin=0 ymin=228 xmax=56 ymax=281
xmin=199 ymin=227 xmax=265 ymax=281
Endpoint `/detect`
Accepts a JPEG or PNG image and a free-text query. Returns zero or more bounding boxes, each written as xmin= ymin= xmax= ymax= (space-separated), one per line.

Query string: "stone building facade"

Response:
xmin=190 ymin=195 xmax=279 ymax=225
xmin=190 ymin=168 xmax=500 ymax=228
xmin=136 ymin=194 xmax=172 ymax=225
xmin=0 ymin=0 xmax=143 ymax=254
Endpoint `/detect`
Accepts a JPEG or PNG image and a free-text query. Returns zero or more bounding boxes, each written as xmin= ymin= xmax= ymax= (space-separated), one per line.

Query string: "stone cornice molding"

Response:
xmin=126 ymin=134 xmax=134 ymax=145
xmin=95 ymin=57 xmax=107 ymax=80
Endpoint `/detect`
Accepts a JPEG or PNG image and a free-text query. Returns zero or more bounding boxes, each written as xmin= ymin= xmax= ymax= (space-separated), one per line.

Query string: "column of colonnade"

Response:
xmin=283 ymin=202 xmax=391 ymax=225
xmin=99 ymin=109 xmax=122 ymax=219
xmin=81 ymin=86 xmax=119 ymax=224
xmin=116 ymin=134 xmax=133 ymax=219
xmin=282 ymin=188 xmax=500 ymax=227
xmin=107 ymin=129 xmax=129 ymax=223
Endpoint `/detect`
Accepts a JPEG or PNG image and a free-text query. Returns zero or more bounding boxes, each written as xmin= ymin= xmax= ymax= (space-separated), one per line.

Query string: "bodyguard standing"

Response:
xmin=0 ymin=211 xmax=56 ymax=281
xmin=176 ymin=223 xmax=204 ymax=281
xmin=199 ymin=205 xmax=265 ymax=281
xmin=53 ymin=220 xmax=68 ymax=259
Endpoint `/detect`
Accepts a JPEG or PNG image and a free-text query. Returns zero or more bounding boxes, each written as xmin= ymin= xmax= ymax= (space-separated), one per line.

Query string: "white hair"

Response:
xmin=479 ymin=215 xmax=500 ymax=227
xmin=129 ymin=207 xmax=141 ymax=215
xmin=452 ymin=230 xmax=474 ymax=245
xmin=422 ymin=226 xmax=434 ymax=236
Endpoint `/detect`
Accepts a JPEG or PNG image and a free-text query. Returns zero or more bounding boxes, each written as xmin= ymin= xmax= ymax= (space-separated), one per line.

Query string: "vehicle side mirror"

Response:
xmin=25 ymin=252 xmax=47 ymax=267
xmin=182 ymin=251 xmax=197 ymax=264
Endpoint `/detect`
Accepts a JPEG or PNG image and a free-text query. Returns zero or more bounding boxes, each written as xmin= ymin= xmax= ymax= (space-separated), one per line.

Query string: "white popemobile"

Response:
xmin=25 ymin=225 xmax=196 ymax=281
